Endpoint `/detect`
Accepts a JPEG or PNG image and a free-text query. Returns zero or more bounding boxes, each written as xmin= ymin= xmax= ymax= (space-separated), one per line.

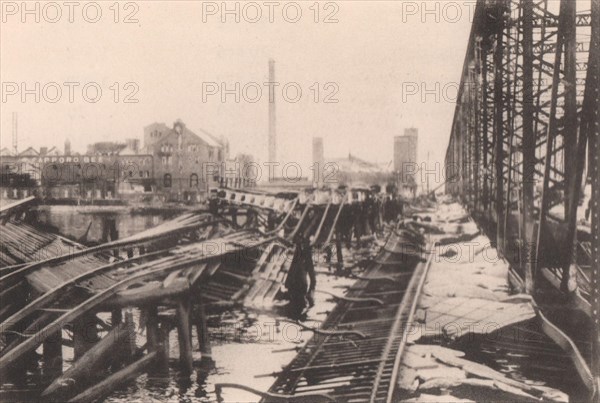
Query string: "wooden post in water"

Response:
xmin=73 ymin=313 xmax=99 ymax=359
xmin=42 ymin=330 xmax=63 ymax=382
xmin=146 ymin=305 xmax=161 ymax=376
xmin=194 ymin=301 xmax=211 ymax=360
xmin=176 ymin=298 xmax=193 ymax=374
xmin=146 ymin=306 xmax=159 ymax=351
xmin=42 ymin=323 xmax=133 ymax=398
xmin=157 ymin=321 xmax=171 ymax=370
xmin=111 ymin=308 xmax=122 ymax=327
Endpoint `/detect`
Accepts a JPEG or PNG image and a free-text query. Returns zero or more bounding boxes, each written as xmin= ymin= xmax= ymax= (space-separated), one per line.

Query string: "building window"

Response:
xmin=163 ymin=174 xmax=172 ymax=188
xmin=218 ymin=149 xmax=222 ymax=161
xmin=190 ymin=173 xmax=199 ymax=188
xmin=209 ymin=148 xmax=214 ymax=160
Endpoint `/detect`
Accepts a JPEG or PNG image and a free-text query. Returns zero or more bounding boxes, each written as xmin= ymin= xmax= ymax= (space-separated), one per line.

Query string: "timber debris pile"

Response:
xmin=0 ymin=187 xmax=403 ymax=402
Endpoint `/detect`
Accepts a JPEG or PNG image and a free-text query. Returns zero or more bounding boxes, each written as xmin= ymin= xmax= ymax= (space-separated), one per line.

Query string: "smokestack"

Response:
xmin=268 ymin=59 xmax=276 ymax=162
xmin=12 ymin=112 xmax=18 ymax=155
xmin=312 ymin=137 xmax=324 ymax=187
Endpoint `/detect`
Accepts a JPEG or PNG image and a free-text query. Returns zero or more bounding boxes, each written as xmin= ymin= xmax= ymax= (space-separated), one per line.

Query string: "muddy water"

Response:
xmin=35 ymin=206 xmax=174 ymax=243
xmin=104 ymin=272 xmax=356 ymax=403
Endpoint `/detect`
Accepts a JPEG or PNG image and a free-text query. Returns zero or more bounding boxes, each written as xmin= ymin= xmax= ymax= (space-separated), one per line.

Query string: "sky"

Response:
xmin=1 ymin=0 xmax=472 ymax=176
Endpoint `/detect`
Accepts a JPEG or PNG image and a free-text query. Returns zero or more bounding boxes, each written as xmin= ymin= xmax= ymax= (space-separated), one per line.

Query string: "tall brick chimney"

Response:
xmin=268 ymin=59 xmax=276 ymax=162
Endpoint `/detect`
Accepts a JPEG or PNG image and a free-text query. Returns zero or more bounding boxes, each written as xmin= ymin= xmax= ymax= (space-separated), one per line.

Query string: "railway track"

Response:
xmin=261 ymin=227 xmax=433 ymax=403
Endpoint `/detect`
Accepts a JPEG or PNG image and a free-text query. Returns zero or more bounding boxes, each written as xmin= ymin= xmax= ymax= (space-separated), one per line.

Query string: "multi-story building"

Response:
xmin=220 ymin=153 xmax=257 ymax=189
xmin=143 ymin=120 xmax=227 ymax=201
xmin=1 ymin=152 xmax=154 ymax=202
xmin=1 ymin=120 xmax=246 ymax=204
xmin=394 ymin=128 xmax=419 ymax=196
xmin=394 ymin=128 xmax=418 ymax=174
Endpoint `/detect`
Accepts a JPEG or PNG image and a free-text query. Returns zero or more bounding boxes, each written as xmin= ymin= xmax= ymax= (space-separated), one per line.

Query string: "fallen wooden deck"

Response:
xmin=0 ymin=188 xmax=389 ymax=401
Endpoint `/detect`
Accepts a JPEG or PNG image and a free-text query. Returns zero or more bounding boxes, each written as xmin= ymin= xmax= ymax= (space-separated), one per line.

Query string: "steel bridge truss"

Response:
xmin=445 ymin=0 xmax=599 ymax=395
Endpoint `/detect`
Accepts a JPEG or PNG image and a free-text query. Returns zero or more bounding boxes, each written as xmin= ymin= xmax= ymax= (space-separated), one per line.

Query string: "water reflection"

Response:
xmin=104 ymin=273 xmax=355 ymax=403
xmin=36 ymin=206 xmax=175 ymax=244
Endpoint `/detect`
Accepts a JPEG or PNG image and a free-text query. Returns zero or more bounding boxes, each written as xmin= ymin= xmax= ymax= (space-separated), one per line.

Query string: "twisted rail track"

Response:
xmin=263 ymin=228 xmax=433 ymax=403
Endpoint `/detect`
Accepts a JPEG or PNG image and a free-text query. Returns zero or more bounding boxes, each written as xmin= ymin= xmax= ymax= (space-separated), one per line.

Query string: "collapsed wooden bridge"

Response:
xmin=0 ymin=187 xmax=389 ymax=402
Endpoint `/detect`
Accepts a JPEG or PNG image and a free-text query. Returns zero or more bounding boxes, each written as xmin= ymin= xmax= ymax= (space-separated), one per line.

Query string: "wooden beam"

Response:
xmin=67 ymin=352 xmax=158 ymax=403
xmin=42 ymin=323 xmax=132 ymax=398
xmin=73 ymin=314 xmax=99 ymax=359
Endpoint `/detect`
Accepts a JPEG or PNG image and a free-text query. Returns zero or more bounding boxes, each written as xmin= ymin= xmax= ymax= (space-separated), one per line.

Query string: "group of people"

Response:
xmin=285 ymin=187 xmax=406 ymax=318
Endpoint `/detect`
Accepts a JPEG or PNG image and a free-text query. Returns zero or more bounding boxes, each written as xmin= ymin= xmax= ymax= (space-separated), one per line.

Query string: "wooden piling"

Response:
xmin=111 ymin=308 xmax=122 ymax=326
xmin=176 ymin=298 xmax=193 ymax=374
xmin=157 ymin=321 xmax=171 ymax=371
xmin=122 ymin=310 xmax=136 ymax=360
xmin=67 ymin=351 xmax=158 ymax=403
xmin=194 ymin=302 xmax=211 ymax=359
xmin=42 ymin=323 xmax=132 ymax=398
xmin=146 ymin=306 xmax=159 ymax=352
xmin=73 ymin=314 xmax=99 ymax=359
xmin=42 ymin=330 xmax=63 ymax=382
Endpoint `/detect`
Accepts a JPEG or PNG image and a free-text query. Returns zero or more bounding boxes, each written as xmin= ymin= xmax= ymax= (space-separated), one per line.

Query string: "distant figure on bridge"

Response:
xmin=383 ymin=195 xmax=403 ymax=223
xmin=208 ymin=194 xmax=219 ymax=216
xmin=285 ymin=237 xmax=316 ymax=318
xmin=267 ymin=210 xmax=277 ymax=231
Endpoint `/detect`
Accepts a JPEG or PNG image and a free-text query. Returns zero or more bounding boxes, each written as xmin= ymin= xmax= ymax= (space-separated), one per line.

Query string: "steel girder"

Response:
xmin=445 ymin=0 xmax=599 ymax=394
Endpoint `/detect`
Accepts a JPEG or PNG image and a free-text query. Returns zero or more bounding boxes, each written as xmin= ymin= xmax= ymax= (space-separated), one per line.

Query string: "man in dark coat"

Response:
xmin=285 ymin=237 xmax=316 ymax=318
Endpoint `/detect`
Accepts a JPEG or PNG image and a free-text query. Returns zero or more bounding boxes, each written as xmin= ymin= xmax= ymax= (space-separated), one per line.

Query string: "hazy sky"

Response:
xmin=1 ymin=1 xmax=472 ymax=173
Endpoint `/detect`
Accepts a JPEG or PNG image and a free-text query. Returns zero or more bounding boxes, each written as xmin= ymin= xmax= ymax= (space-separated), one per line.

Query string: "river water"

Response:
xmin=35 ymin=205 xmax=175 ymax=243
xmin=104 ymin=273 xmax=356 ymax=403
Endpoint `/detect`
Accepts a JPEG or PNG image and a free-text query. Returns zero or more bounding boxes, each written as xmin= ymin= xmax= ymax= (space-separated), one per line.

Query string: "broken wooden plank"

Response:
xmin=67 ymin=351 xmax=158 ymax=403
